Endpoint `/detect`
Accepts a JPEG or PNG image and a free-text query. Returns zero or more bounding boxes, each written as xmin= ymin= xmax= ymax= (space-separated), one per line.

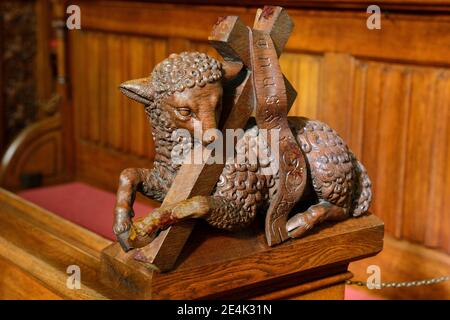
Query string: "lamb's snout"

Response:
xmin=119 ymin=77 xmax=154 ymax=105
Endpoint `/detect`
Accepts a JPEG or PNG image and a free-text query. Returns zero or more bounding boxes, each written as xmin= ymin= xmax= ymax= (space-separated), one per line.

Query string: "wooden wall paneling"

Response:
xmin=70 ymin=31 xmax=173 ymax=191
xmin=281 ymin=53 xmax=321 ymax=120
xmin=142 ymin=0 xmax=450 ymax=12
xmin=372 ymin=64 xmax=412 ymax=238
xmin=121 ymin=36 xmax=131 ymax=154
xmin=426 ymin=72 xmax=450 ymax=252
xmin=402 ymin=69 xmax=441 ymax=244
xmin=55 ymin=3 xmax=76 ymax=182
xmin=168 ymin=37 xmax=191 ymax=54
xmin=190 ymin=41 xmax=221 ymax=61
xmin=352 ymin=61 xmax=450 ymax=254
xmin=302 ymin=49 xmax=450 ymax=255
xmin=35 ymin=0 xmax=53 ymax=104
xmin=152 ymin=38 xmax=169 ymax=72
xmin=90 ymin=33 xmax=103 ymax=144
xmin=105 ymin=34 xmax=123 ymax=149
xmin=348 ymin=60 xmax=367 ymax=158
xmin=76 ymin=142 xmax=151 ymax=192
xmin=74 ymin=2 xmax=450 ymax=65
xmin=80 ymin=33 xmax=91 ymax=143
xmin=121 ymin=35 xmax=161 ymax=158
xmin=75 ymin=2 xmax=254 ymax=43
xmin=284 ymin=10 xmax=450 ymax=66
xmin=359 ymin=62 xmax=383 ymax=228
xmin=70 ymin=30 xmax=84 ymax=152
xmin=318 ymin=53 xmax=355 ymax=142
xmin=96 ymin=33 xmax=108 ymax=147
xmin=126 ymin=37 xmax=148 ymax=157
xmin=443 ymin=121 xmax=450 ymax=253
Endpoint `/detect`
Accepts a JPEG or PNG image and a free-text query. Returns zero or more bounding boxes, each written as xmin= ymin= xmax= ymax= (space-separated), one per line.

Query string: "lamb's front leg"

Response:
xmin=128 ymin=195 xmax=254 ymax=249
xmin=113 ymin=168 xmax=152 ymax=238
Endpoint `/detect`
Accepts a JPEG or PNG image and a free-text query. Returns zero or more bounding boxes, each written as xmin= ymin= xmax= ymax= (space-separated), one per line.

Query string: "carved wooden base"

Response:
xmin=101 ymin=213 xmax=384 ymax=299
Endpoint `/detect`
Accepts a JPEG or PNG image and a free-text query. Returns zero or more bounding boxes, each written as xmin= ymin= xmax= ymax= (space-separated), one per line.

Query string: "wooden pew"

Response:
xmin=0 ymin=188 xmax=383 ymax=299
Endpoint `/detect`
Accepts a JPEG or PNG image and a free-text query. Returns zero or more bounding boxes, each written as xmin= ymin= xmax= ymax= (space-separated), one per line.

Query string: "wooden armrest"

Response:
xmin=0 ymin=188 xmax=116 ymax=299
xmin=0 ymin=115 xmax=66 ymax=191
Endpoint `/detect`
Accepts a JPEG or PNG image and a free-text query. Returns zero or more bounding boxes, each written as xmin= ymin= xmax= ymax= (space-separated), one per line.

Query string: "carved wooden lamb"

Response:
xmin=113 ymin=52 xmax=372 ymax=250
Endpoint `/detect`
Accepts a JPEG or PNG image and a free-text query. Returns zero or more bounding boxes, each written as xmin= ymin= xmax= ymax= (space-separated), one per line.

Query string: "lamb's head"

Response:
xmin=119 ymin=52 xmax=223 ymax=145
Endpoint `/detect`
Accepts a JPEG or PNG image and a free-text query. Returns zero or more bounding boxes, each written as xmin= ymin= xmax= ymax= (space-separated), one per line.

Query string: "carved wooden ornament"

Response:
xmin=113 ymin=6 xmax=372 ymax=272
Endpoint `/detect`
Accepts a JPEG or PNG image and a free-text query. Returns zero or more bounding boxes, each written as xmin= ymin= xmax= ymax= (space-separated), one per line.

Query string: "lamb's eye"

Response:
xmin=175 ymin=107 xmax=192 ymax=119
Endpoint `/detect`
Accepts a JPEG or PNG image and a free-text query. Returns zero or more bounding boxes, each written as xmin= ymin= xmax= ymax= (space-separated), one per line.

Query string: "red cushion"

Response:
xmin=345 ymin=286 xmax=381 ymax=300
xmin=18 ymin=182 xmax=156 ymax=240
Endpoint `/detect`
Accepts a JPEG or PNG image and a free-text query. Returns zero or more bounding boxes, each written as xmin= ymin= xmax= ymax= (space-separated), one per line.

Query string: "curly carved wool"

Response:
xmin=208 ymin=118 xmax=372 ymax=230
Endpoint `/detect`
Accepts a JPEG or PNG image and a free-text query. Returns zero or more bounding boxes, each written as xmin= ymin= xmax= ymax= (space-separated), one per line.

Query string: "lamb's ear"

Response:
xmin=119 ymin=77 xmax=154 ymax=105
xmin=221 ymin=60 xmax=243 ymax=83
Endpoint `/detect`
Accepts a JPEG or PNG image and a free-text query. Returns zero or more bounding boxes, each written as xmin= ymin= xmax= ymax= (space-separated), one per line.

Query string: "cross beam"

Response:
xmin=212 ymin=6 xmax=307 ymax=246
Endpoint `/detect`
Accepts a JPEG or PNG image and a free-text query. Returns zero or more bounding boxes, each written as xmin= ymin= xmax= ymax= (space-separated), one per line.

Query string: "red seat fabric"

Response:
xmin=344 ymin=286 xmax=381 ymax=300
xmin=18 ymin=182 xmax=155 ymax=241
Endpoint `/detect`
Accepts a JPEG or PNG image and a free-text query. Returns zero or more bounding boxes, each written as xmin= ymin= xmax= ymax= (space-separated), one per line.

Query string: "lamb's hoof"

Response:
xmin=286 ymin=212 xmax=315 ymax=238
xmin=113 ymin=206 xmax=134 ymax=235
xmin=113 ymin=217 xmax=132 ymax=235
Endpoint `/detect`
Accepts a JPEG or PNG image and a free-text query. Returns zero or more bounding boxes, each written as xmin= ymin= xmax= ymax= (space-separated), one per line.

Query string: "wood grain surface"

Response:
xmin=101 ymin=212 xmax=383 ymax=299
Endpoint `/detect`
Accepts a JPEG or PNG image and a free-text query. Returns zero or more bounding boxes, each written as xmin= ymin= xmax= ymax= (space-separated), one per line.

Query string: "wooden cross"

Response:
xmin=127 ymin=6 xmax=306 ymax=272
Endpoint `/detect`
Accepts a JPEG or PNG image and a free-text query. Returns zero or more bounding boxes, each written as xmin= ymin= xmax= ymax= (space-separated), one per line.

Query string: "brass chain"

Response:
xmin=346 ymin=275 xmax=450 ymax=288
